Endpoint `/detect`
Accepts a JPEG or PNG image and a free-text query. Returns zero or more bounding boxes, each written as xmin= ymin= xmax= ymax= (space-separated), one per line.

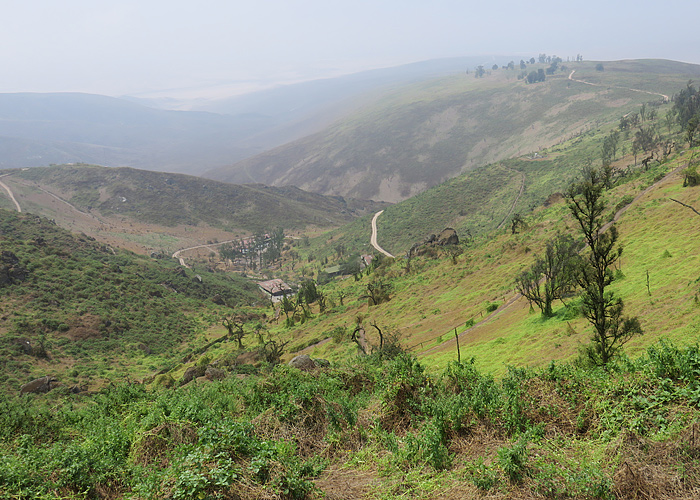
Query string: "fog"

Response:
xmin=2 ymin=0 xmax=699 ymax=101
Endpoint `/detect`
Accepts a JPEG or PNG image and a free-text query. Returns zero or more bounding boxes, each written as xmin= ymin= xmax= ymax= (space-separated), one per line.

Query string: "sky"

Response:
xmin=2 ymin=0 xmax=699 ymax=99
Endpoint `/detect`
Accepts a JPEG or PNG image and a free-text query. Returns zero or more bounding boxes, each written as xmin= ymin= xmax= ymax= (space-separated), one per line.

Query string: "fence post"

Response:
xmin=454 ymin=327 xmax=461 ymax=363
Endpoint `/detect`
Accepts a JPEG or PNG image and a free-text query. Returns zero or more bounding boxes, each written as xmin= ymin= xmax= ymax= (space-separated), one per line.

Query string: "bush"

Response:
xmin=485 ymin=301 xmax=500 ymax=313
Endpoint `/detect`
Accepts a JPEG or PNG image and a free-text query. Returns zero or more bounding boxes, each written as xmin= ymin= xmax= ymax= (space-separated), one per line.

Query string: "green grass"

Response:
xmin=0 ymin=209 xmax=263 ymax=393
xmin=3 ymin=345 xmax=700 ymax=499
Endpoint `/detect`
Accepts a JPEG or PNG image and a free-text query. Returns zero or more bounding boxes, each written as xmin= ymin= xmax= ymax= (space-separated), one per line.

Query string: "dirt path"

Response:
xmin=418 ymin=160 xmax=688 ymax=357
xmin=568 ymin=70 xmax=669 ymax=102
xmin=370 ymin=210 xmax=395 ymax=258
xmin=172 ymin=239 xmax=239 ymax=268
xmin=496 ymin=171 xmax=526 ymax=230
xmin=0 ymin=174 xmax=22 ymax=212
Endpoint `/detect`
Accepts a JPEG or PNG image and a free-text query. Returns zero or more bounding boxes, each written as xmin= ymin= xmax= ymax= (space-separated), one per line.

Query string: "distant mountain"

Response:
xmin=0 ymin=57 xmax=515 ymax=176
xmin=205 ymin=59 xmax=700 ymax=202
xmin=0 ymin=93 xmax=273 ymax=174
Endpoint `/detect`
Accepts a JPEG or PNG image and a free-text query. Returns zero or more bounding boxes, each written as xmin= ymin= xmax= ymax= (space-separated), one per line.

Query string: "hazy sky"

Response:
xmin=2 ymin=0 xmax=699 ymax=98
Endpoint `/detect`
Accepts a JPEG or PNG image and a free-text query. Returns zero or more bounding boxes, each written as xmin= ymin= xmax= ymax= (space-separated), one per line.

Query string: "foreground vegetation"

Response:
xmin=2 ymin=343 xmax=700 ymax=499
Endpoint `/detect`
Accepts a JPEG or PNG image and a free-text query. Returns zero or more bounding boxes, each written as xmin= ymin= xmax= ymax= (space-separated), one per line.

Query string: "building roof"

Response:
xmin=257 ymin=278 xmax=292 ymax=295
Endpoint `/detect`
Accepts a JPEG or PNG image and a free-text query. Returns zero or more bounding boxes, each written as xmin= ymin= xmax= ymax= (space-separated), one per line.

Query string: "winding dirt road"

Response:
xmin=568 ymin=70 xmax=669 ymax=102
xmin=0 ymin=174 xmax=21 ymax=212
xmin=172 ymin=239 xmax=239 ymax=268
xmin=370 ymin=210 xmax=395 ymax=258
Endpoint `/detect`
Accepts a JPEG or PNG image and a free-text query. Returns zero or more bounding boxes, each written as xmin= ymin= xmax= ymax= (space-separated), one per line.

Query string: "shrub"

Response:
xmin=485 ymin=302 xmax=500 ymax=313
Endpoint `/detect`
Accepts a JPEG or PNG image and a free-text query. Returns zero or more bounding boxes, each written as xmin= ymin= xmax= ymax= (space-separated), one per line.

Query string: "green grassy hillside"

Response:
xmin=0 ymin=209 xmax=264 ymax=394
xmin=3 ymin=338 xmax=700 ymax=499
xmin=208 ymin=59 xmax=700 ymax=203
xmin=245 ymin=142 xmax=700 ymax=380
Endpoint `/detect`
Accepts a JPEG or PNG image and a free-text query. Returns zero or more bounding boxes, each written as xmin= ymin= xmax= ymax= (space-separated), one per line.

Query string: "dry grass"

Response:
xmin=610 ymin=426 xmax=700 ymax=500
xmin=130 ymin=422 xmax=198 ymax=467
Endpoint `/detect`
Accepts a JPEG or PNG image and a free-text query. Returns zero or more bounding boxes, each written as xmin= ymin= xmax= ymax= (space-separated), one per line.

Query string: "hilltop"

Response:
xmin=207 ymin=59 xmax=700 ymax=202
xmin=0 ymin=57 xmax=510 ymax=175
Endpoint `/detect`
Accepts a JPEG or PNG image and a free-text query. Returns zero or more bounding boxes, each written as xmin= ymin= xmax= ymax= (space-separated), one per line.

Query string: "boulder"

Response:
xmin=436 ymin=228 xmax=459 ymax=246
xmin=205 ymin=366 xmax=226 ymax=381
xmin=20 ymin=376 xmax=57 ymax=395
xmin=0 ymin=251 xmax=28 ymax=287
xmin=182 ymin=365 xmax=206 ymax=384
xmin=288 ymin=354 xmax=317 ymax=371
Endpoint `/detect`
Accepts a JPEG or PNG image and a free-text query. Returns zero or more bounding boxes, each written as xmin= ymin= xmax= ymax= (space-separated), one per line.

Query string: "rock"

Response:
xmin=0 ymin=251 xmax=28 ymax=287
xmin=182 ymin=366 xmax=206 ymax=384
xmin=436 ymin=228 xmax=459 ymax=246
xmin=205 ymin=366 xmax=226 ymax=381
xmin=20 ymin=376 xmax=57 ymax=395
xmin=288 ymin=354 xmax=317 ymax=371
xmin=211 ymin=294 xmax=225 ymax=305
xmin=153 ymin=373 xmax=175 ymax=388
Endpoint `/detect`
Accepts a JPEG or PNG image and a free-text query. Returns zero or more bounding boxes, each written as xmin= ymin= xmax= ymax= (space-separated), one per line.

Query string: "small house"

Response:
xmin=257 ymin=278 xmax=293 ymax=302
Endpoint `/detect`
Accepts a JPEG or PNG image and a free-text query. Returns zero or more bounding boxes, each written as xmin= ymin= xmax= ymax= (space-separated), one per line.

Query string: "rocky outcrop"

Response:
xmin=20 ymin=376 xmax=57 ymax=395
xmin=0 ymin=251 xmax=28 ymax=287
xmin=408 ymin=228 xmax=459 ymax=257
xmin=182 ymin=365 xmax=206 ymax=385
xmin=435 ymin=228 xmax=459 ymax=246
xmin=288 ymin=355 xmax=330 ymax=371
xmin=205 ymin=366 xmax=226 ymax=381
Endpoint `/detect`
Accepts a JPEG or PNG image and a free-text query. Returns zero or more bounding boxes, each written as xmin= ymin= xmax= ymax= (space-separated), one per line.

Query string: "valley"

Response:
xmin=2 ymin=58 xmax=700 ymax=499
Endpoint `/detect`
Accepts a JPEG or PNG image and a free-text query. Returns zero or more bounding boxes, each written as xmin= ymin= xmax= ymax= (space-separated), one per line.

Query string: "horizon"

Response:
xmin=3 ymin=1 xmax=699 ymax=102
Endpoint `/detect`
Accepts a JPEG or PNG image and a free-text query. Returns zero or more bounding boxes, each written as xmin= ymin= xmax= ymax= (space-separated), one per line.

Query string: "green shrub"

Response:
xmin=497 ymin=436 xmax=529 ymax=483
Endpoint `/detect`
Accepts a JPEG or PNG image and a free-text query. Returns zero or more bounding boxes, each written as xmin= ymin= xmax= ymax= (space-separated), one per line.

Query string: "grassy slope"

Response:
xmin=6 ymin=164 xmax=383 ymax=232
xmin=0 ymin=209 xmax=264 ymax=393
xmin=284 ymin=61 xmax=696 ymax=258
xmin=211 ymin=60 xmax=699 ymax=203
xmin=260 ymin=142 xmax=700 ymax=380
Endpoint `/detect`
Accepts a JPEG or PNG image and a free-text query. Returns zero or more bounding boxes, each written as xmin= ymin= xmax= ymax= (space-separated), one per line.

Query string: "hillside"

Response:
xmin=0 ymin=58 xmax=514 ymax=176
xmin=271 ymin=155 xmax=697 ymax=371
xmin=2 ymin=70 xmax=700 ymax=500
xmin=0 ymin=209 xmax=264 ymax=394
xmin=0 ymin=164 xmax=386 ymax=255
xmin=207 ymin=59 xmax=700 ymax=202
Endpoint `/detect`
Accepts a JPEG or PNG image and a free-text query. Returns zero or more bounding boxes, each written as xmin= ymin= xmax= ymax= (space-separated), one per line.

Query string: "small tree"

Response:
xmin=515 ymin=234 xmax=580 ymax=317
xmin=510 ymin=213 xmax=526 ymax=235
xmin=222 ymin=315 xmax=246 ymax=349
xmin=361 ymin=279 xmax=392 ymax=306
xmin=566 ymin=167 xmax=642 ymax=366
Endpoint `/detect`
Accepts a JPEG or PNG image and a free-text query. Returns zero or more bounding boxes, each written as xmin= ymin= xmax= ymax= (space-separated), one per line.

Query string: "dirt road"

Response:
xmin=568 ymin=70 xmax=669 ymax=102
xmin=370 ymin=210 xmax=395 ymax=258
xmin=0 ymin=174 xmax=21 ymax=212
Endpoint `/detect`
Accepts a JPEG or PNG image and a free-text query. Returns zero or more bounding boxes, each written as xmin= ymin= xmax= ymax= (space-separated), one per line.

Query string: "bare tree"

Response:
xmin=515 ymin=234 xmax=580 ymax=317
